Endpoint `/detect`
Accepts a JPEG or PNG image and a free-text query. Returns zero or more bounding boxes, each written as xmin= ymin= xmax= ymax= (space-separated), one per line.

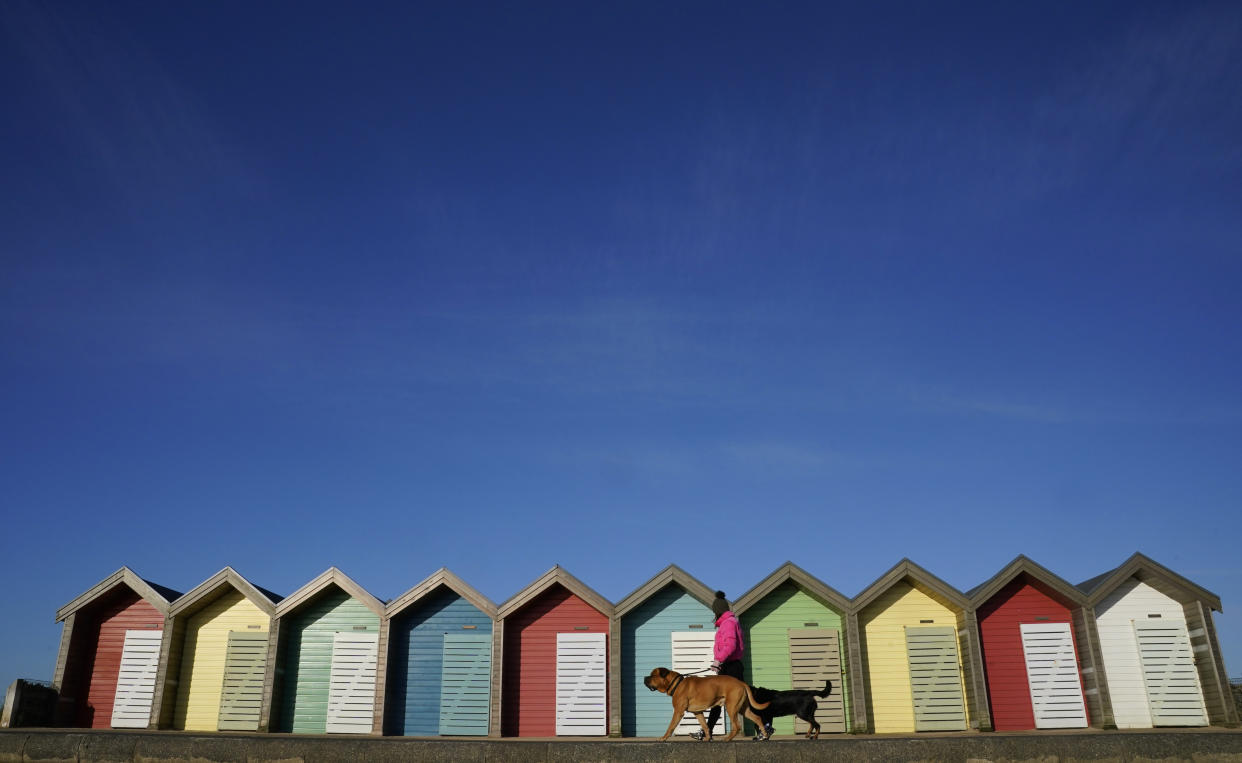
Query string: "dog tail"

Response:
xmin=744 ymin=683 xmax=771 ymax=710
xmin=817 ymin=680 xmax=833 ymax=698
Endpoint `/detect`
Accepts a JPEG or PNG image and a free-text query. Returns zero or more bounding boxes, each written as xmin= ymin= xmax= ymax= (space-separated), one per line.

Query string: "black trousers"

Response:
xmin=705 ymin=659 xmax=744 ymax=731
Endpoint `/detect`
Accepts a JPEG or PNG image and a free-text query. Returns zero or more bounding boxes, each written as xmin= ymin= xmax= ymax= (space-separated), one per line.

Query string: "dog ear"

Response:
xmin=658 ymin=667 xmax=669 ymax=678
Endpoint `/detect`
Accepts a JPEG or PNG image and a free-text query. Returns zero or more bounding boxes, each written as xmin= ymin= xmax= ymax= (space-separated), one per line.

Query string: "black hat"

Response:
xmin=711 ymin=590 xmax=730 ymax=618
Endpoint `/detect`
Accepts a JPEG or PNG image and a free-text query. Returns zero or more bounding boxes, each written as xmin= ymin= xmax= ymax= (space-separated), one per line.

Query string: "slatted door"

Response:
xmin=1018 ymin=622 xmax=1088 ymax=728
xmin=439 ymin=632 xmax=491 ymax=735
xmin=788 ymin=628 xmax=845 ymax=734
xmin=905 ymin=626 xmax=967 ymax=731
xmin=217 ymin=631 xmax=268 ymax=730
xmin=555 ymin=632 xmax=606 ymax=735
xmin=325 ymin=630 xmax=379 ymax=734
xmin=1133 ymin=621 xmax=1208 ymax=726
xmin=670 ymin=630 xmax=719 ymax=735
xmin=110 ymin=630 xmax=163 ymax=728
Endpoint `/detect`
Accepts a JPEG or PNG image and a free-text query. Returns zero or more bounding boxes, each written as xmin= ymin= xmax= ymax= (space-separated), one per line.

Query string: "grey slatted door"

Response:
xmin=555 ymin=632 xmax=607 ymax=735
xmin=1133 ymin=621 xmax=1208 ymax=726
xmin=217 ymin=631 xmax=268 ymax=730
xmin=905 ymin=626 xmax=967 ymax=731
xmin=1019 ymin=622 xmax=1088 ymax=728
xmin=325 ymin=630 xmax=379 ymax=734
xmin=110 ymin=630 xmax=163 ymax=728
xmin=788 ymin=628 xmax=846 ymax=734
xmin=670 ymin=630 xmax=720 ymax=735
xmin=439 ymin=632 xmax=491 ymax=735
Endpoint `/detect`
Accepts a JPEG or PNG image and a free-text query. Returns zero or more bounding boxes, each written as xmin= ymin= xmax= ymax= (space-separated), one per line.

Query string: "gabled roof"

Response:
xmin=497 ymin=565 xmax=613 ymax=620
xmin=386 ymin=567 xmax=497 ymax=619
xmin=851 ymin=558 xmax=970 ymax=612
xmin=275 ymin=567 xmax=385 ymax=619
xmin=613 ymin=564 xmax=715 ymax=619
xmin=1076 ymin=552 xmax=1222 ymax=612
xmin=966 ymin=555 xmax=1086 ymax=608
xmin=167 ymin=567 xmax=281 ymax=618
xmin=732 ymin=561 xmax=852 ymax=617
xmin=56 ymin=567 xmax=182 ymax=622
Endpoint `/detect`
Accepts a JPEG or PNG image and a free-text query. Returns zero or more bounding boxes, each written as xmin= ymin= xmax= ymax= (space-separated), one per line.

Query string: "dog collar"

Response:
xmin=666 ymin=673 xmax=685 ymax=696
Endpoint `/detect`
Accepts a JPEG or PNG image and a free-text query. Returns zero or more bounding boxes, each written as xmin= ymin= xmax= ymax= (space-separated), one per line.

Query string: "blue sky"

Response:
xmin=2 ymin=0 xmax=1240 ymax=689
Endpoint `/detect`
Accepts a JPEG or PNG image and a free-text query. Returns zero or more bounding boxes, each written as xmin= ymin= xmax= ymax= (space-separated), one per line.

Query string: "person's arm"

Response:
xmin=714 ymin=620 xmax=739 ymax=663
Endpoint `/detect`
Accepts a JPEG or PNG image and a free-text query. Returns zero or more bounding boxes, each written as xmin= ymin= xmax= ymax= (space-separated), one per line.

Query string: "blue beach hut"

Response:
xmin=610 ymin=565 xmax=716 ymax=737
xmin=379 ymin=568 xmax=497 ymax=736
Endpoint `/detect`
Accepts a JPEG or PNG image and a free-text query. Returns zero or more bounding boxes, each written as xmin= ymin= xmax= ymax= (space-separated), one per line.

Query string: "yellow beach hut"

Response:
xmin=849 ymin=559 xmax=989 ymax=733
xmin=150 ymin=567 xmax=281 ymax=731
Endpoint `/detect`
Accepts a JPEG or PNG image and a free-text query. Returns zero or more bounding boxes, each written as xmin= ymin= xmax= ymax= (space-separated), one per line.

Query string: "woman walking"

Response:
xmin=690 ymin=590 xmax=745 ymax=740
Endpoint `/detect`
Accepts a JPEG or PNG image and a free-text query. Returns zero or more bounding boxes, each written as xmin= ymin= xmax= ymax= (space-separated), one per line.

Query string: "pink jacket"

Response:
xmin=713 ymin=611 xmax=744 ymax=663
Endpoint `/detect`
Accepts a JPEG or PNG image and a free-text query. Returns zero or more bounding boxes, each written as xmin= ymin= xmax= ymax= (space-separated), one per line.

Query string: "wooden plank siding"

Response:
xmin=60 ymin=590 xmax=166 ymax=729
xmin=384 ymin=586 xmax=493 ymax=736
xmin=1071 ymin=606 xmax=1111 ymax=727
xmin=617 ymin=584 xmax=713 ymax=737
xmin=501 ymin=583 xmax=609 ymax=737
xmin=742 ymin=581 xmax=851 ymax=735
xmin=1189 ymin=599 xmax=1242 ymax=725
xmin=272 ymin=588 xmax=380 ymax=734
xmin=1184 ymin=599 xmax=1238 ymax=725
xmin=172 ymin=590 xmax=270 ymax=731
xmin=858 ymin=580 xmax=971 ymax=734
xmin=975 ymin=575 xmax=1089 ymax=731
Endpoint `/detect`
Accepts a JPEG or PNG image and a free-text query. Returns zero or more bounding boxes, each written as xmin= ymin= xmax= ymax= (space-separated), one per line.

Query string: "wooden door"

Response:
xmin=905 ymin=626 xmax=967 ymax=731
xmin=670 ymin=630 xmax=718 ymax=735
xmin=1133 ymin=621 xmax=1208 ymax=726
xmin=1018 ymin=622 xmax=1087 ymax=728
xmin=438 ymin=631 xmax=491 ymax=735
xmin=216 ymin=631 xmax=268 ymax=731
xmin=109 ymin=630 xmax=162 ymax=728
xmin=325 ymin=630 xmax=379 ymax=734
xmin=787 ymin=628 xmax=845 ymax=734
xmin=555 ymin=632 xmax=607 ymax=735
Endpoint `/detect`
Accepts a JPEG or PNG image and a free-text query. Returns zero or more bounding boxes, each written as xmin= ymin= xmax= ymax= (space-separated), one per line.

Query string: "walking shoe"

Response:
xmin=688 ymin=729 xmax=709 ymax=741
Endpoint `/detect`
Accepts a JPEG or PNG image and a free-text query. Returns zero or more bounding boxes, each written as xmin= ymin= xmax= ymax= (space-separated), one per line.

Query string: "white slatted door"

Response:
xmin=555 ymin=632 xmax=607 ymax=736
xmin=670 ymin=630 xmax=719 ymax=735
xmin=325 ymin=631 xmax=379 ymax=734
xmin=110 ymin=630 xmax=162 ymax=728
xmin=1019 ymin=622 xmax=1088 ymax=728
xmin=1133 ymin=621 xmax=1208 ymax=727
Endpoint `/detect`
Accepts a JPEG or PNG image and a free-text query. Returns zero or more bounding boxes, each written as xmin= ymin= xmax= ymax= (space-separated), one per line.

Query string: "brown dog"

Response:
xmin=643 ymin=667 xmax=771 ymax=741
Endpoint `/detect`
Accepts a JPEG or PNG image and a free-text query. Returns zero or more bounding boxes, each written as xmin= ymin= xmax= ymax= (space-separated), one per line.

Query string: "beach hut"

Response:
xmin=50 ymin=567 xmax=180 ymax=729
xmin=380 ymin=568 xmax=497 ymax=736
xmin=610 ymin=564 xmax=715 ymax=737
xmin=1078 ymin=552 xmax=1238 ymax=728
xmin=968 ymin=556 xmax=1094 ymax=730
xmin=495 ymin=566 xmax=613 ymax=737
xmin=151 ymin=567 xmax=281 ymax=731
xmin=732 ymin=562 xmax=854 ymax=736
xmin=851 ymin=558 xmax=989 ymax=733
xmin=263 ymin=568 xmax=384 ymax=734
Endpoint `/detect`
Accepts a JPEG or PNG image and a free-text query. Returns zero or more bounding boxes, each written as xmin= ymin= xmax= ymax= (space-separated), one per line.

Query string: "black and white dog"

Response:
xmin=748 ymin=680 xmax=832 ymax=739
